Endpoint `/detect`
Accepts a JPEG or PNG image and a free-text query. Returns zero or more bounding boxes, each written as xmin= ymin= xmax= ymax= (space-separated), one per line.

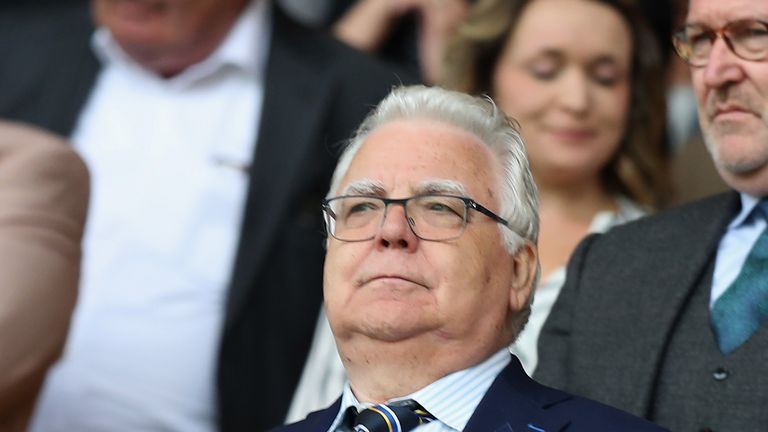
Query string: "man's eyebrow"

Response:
xmin=414 ymin=180 xmax=467 ymax=196
xmin=341 ymin=179 xmax=386 ymax=196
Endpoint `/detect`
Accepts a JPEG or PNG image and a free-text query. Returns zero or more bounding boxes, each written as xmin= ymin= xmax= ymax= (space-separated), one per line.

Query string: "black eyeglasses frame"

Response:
xmin=321 ymin=194 xmax=510 ymax=242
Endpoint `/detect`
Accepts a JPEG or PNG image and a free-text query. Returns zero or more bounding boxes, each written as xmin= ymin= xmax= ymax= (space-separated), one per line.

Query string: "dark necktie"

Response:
xmin=711 ymin=200 xmax=768 ymax=354
xmin=342 ymin=399 xmax=435 ymax=432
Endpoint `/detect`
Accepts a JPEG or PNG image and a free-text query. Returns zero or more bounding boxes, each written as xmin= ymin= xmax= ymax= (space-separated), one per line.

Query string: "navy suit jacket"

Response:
xmin=273 ymin=356 xmax=668 ymax=432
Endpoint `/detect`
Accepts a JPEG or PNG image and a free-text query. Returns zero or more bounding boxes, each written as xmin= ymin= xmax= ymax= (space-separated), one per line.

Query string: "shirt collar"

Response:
xmin=729 ymin=193 xmax=764 ymax=229
xmin=91 ymin=0 xmax=271 ymax=87
xmin=330 ymin=348 xmax=511 ymax=431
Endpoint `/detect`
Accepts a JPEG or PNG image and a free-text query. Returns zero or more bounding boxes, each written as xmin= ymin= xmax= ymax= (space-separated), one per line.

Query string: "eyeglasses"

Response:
xmin=321 ymin=194 xmax=510 ymax=242
xmin=672 ymin=19 xmax=768 ymax=67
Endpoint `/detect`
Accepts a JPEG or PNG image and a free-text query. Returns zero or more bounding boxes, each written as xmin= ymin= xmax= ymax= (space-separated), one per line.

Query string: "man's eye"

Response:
xmin=428 ymin=203 xmax=453 ymax=212
xmin=348 ymin=202 xmax=378 ymax=214
xmin=423 ymin=200 xmax=462 ymax=217
xmin=688 ymin=31 xmax=712 ymax=49
xmin=735 ymin=22 xmax=768 ymax=43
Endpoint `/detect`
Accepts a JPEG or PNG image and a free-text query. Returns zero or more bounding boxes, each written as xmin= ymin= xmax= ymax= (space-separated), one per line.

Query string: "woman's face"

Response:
xmin=492 ymin=0 xmax=632 ymax=186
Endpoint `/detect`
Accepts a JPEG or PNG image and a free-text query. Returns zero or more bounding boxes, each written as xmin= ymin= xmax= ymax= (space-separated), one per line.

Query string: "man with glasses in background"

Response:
xmin=536 ymin=0 xmax=768 ymax=430
xmin=273 ymin=85 xmax=666 ymax=431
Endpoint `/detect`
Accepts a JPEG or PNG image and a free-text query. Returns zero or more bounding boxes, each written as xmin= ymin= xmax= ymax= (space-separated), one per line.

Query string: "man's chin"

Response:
xmin=714 ymin=146 xmax=768 ymax=176
xmin=710 ymin=151 xmax=768 ymax=196
xmin=706 ymin=131 xmax=768 ymax=171
xmin=354 ymin=316 xmax=435 ymax=343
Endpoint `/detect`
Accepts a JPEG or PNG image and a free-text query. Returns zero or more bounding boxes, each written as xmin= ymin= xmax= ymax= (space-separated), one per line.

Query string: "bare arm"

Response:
xmin=0 ymin=121 xmax=89 ymax=430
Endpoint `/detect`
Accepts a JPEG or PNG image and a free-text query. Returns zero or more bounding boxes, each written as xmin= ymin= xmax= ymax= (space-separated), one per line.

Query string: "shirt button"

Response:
xmin=712 ymin=367 xmax=729 ymax=381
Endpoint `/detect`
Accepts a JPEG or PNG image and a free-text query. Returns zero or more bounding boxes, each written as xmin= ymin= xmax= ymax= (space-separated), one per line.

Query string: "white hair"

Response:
xmin=328 ymin=85 xmax=540 ymax=254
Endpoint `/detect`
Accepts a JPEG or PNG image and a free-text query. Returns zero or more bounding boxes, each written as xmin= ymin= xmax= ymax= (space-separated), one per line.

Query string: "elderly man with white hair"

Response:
xmin=274 ymin=85 xmax=666 ymax=432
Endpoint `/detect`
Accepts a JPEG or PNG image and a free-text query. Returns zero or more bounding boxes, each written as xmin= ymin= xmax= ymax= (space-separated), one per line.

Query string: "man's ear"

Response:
xmin=508 ymin=241 xmax=538 ymax=312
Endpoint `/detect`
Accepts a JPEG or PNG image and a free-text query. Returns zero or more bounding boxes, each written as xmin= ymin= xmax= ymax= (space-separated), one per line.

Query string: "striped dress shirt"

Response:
xmin=328 ymin=348 xmax=511 ymax=431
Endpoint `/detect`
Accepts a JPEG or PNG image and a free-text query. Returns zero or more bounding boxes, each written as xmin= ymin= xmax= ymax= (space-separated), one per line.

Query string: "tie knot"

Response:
xmin=347 ymin=399 xmax=435 ymax=432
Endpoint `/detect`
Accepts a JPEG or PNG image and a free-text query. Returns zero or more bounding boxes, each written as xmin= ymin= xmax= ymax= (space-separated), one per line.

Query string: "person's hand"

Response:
xmin=333 ymin=0 xmax=469 ymax=83
xmin=333 ymin=0 xmax=406 ymax=52
xmin=394 ymin=0 xmax=469 ymax=83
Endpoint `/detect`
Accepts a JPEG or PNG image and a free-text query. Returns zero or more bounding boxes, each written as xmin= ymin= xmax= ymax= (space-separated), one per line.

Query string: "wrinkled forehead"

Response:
xmin=686 ymin=0 xmax=768 ymax=26
xmin=335 ymin=120 xmax=503 ymax=202
xmin=340 ymin=178 xmax=469 ymax=197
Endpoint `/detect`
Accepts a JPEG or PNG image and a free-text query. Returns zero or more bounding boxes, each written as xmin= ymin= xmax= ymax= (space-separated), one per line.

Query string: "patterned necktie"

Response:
xmin=711 ymin=200 xmax=768 ymax=354
xmin=343 ymin=399 xmax=435 ymax=432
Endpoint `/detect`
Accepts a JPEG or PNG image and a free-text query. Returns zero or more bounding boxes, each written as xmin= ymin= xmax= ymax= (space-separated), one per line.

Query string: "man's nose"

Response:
xmin=375 ymin=203 xmax=419 ymax=251
xmin=703 ymin=37 xmax=746 ymax=89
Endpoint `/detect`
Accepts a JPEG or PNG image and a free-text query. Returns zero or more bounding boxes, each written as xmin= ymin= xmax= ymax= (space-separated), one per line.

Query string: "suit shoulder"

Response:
xmin=0 ymin=3 xmax=92 ymax=52
xmin=0 ymin=3 xmax=93 ymax=79
xmin=555 ymin=395 xmax=669 ymax=431
xmin=586 ymin=192 xmax=738 ymax=249
xmin=0 ymin=3 xmax=95 ymax=127
xmin=502 ymin=363 xmax=666 ymax=431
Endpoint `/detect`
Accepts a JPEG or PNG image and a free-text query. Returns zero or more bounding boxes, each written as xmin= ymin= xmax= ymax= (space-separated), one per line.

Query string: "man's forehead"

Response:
xmin=357 ymin=118 xmax=488 ymax=156
xmin=341 ymin=178 xmax=469 ymax=197
xmin=687 ymin=0 xmax=768 ymax=25
xmin=337 ymin=119 xmax=500 ymax=198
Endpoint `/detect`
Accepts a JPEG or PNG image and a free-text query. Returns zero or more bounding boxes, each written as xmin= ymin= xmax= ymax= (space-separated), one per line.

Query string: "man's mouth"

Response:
xmin=358 ymin=274 xmax=428 ymax=290
xmin=709 ymin=101 xmax=759 ymax=121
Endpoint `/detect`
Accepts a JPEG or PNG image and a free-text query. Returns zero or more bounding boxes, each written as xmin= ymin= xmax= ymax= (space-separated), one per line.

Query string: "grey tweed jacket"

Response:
xmin=535 ymin=192 xmax=768 ymax=430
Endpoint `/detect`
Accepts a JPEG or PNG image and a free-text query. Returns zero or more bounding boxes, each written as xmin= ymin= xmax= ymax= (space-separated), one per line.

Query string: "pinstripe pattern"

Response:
xmin=329 ymin=348 xmax=511 ymax=431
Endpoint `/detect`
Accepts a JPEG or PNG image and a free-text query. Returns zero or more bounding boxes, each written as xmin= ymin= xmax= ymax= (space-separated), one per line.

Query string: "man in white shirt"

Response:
xmin=536 ymin=0 xmax=768 ymax=430
xmin=0 ymin=1 xmax=409 ymax=430
xmin=275 ymin=85 xmax=667 ymax=432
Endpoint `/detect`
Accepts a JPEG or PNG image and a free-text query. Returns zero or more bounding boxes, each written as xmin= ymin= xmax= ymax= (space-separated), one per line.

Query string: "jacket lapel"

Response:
xmin=465 ymin=357 xmax=571 ymax=432
xmin=631 ymin=192 xmax=740 ymax=414
xmin=276 ymin=398 xmax=340 ymax=432
xmin=298 ymin=398 xmax=341 ymax=431
xmin=572 ymin=192 xmax=741 ymax=416
xmin=224 ymin=6 xmax=336 ymax=327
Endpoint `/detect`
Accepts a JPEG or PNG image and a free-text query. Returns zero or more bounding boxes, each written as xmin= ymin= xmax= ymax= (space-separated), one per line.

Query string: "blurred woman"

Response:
xmin=443 ymin=0 xmax=670 ymax=374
